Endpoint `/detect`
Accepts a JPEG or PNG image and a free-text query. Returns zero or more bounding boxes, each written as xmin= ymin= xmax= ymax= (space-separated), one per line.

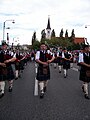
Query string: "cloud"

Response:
xmin=0 ymin=0 xmax=90 ymax=45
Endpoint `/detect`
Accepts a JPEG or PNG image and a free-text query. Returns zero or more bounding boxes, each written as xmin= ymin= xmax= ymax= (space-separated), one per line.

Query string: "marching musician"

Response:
xmin=62 ymin=48 xmax=72 ymax=78
xmin=78 ymin=44 xmax=90 ymax=99
xmin=35 ymin=43 xmax=55 ymax=98
xmin=57 ymin=47 xmax=63 ymax=73
xmin=0 ymin=42 xmax=16 ymax=98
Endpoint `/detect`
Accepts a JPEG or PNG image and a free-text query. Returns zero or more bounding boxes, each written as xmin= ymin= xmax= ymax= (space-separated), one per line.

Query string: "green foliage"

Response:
xmin=71 ymin=29 xmax=75 ymax=37
xmin=32 ymin=31 xmax=36 ymax=45
xmin=70 ymin=43 xmax=81 ymax=50
xmin=32 ymin=35 xmax=81 ymax=51
xmin=65 ymin=29 xmax=68 ymax=37
xmin=41 ymin=29 xmax=46 ymax=40
xmin=32 ymin=40 xmax=40 ymax=50
xmin=60 ymin=28 xmax=64 ymax=37
xmin=51 ymin=29 xmax=56 ymax=37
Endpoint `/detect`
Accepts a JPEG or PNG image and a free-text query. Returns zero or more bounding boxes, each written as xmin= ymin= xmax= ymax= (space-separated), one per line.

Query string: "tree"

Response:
xmin=65 ymin=29 xmax=68 ymax=37
xmin=32 ymin=40 xmax=40 ymax=50
xmin=51 ymin=29 xmax=56 ymax=38
xmin=60 ymin=28 xmax=64 ymax=37
xmin=41 ymin=29 xmax=46 ymax=40
xmin=71 ymin=29 xmax=75 ymax=38
xmin=32 ymin=31 xmax=36 ymax=45
xmin=71 ymin=43 xmax=81 ymax=50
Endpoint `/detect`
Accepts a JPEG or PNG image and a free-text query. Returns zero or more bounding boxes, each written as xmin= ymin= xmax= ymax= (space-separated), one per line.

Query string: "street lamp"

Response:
xmin=85 ymin=25 xmax=90 ymax=28
xmin=3 ymin=19 xmax=15 ymax=42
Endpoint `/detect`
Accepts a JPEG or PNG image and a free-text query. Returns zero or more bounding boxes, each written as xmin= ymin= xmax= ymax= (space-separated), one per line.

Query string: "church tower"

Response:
xmin=46 ymin=16 xmax=51 ymax=39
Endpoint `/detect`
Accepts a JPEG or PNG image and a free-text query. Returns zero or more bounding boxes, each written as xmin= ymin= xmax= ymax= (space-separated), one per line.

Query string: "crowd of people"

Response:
xmin=35 ymin=43 xmax=90 ymax=99
xmin=0 ymin=42 xmax=90 ymax=100
xmin=0 ymin=42 xmax=35 ymax=99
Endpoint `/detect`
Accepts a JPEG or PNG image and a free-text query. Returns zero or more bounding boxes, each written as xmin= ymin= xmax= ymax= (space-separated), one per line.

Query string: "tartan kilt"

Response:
xmin=79 ymin=67 xmax=90 ymax=83
xmin=7 ymin=65 xmax=15 ymax=81
xmin=36 ymin=65 xmax=50 ymax=81
xmin=53 ymin=57 xmax=58 ymax=63
xmin=0 ymin=65 xmax=15 ymax=81
xmin=20 ymin=60 xmax=24 ymax=70
xmin=24 ymin=59 xmax=27 ymax=63
xmin=57 ymin=58 xmax=63 ymax=65
xmin=63 ymin=61 xmax=70 ymax=70
xmin=0 ymin=67 xmax=7 ymax=81
xmin=15 ymin=62 xmax=20 ymax=70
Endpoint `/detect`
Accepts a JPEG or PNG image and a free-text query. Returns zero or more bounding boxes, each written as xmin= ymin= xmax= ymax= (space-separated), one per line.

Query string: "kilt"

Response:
xmin=7 ymin=65 xmax=15 ymax=81
xmin=24 ymin=59 xmax=27 ymax=63
xmin=0 ymin=65 xmax=15 ymax=81
xmin=79 ymin=67 xmax=90 ymax=83
xmin=0 ymin=67 xmax=7 ymax=81
xmin=36 ymin=65 xmax=50 ymax=81
xmin=20 ymin=60 xmax=24 ymax=70
xmin=53 ymin=57 xmax=58 ymax=63
xmin=63 ymin=61 xmax=70 ymax=70
xmin=15 ymin=62 xmax=20 ymax=70
xmin=57 ymin=58 xmax=63 ymax=65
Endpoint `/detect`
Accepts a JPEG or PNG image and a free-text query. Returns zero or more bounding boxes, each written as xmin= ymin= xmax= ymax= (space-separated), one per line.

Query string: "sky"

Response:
xmin=0 ymin=0 xmax=90 ymax=45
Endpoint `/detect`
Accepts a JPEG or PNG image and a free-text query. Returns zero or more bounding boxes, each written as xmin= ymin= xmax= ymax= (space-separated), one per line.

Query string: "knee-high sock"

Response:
xmin=54 ymin=63 xmax=57 ymax=68
xmin=70 ymin=63 xmax=73 ymax=68
xmin=58 ymin=66 xmax=61 ymax=71
xmin=64 ymin=69 xmax=67 ymax=76
xmin=84 ymin=83 xmax=88 ymax=95
xmin=39 ymin=82 xmax=44 ymax=92
xmin=15 ymin=70 xmax=19 ymax=78
xmin=0 ymin=81 xmax=5 ymax=93
xmin=9 ymin=80 xmax=13 ymax=87
xmin=44 ymin=80 xmax=48 ymax=87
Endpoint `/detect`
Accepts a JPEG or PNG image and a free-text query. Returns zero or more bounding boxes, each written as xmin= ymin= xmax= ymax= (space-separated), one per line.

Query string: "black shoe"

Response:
xmin=8 ymin=86 xmax=12 ymax=92
xmin=21 ymin=70 xmax=23 ymax=73
xmin=15 ymin=77 xmax=18 ymax=80
xmin=18 ymin=74 xmax=21 ymax=78
xmin=64 ymin=75 xmax=66 ymax=78
xmin=40 ymin=92 xmax=44 ymax=99
xmin=82 ymin=86 xmax=85 ymax=93
xmin=0 ymin=93 xmax=4 ymax=99
xmin=84 ymin=94 xmax=90 ymax=100
xmin=59 ymin=71 xmax=61 ymax=73
xmin=43 ymin=86 xmax=47 ymax=92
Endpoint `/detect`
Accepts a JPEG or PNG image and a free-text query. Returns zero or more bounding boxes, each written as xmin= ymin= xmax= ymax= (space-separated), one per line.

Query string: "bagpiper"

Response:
xmin=0 ymin=42 xmax=16 ymax=98
xmin=57 ymin=47 xmax=63 ymax=73
xmin=62 ymin=47 xmax=72 ymax=78
xmin=78 ymin=44 xmax=90 ymax=99
xmin=35 ymin=43 xmax=55 ymax=98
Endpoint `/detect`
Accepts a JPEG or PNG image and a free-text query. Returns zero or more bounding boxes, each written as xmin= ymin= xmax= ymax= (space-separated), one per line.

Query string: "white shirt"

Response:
xmin=35 ymin=51 xmax=54 ymax=60
xmin=35 ymin=51 xmax=40 ymax=60
xmin=62 ymin=52 xmax=65 ymax=58
xmin=57 ymin=52 xmax=59 ymax=57
xmin=13 ymin=53 xmax=16 ymax=58
xmin=78 ymin=53 xmax=84 ymax=63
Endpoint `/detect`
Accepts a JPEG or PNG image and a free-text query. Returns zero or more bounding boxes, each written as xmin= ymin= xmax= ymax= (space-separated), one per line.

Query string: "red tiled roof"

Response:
xmin=73 ymin=37 xmax=85 ymax=44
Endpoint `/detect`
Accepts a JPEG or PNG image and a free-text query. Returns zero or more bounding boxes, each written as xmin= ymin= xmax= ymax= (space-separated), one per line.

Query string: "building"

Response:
xmin=46 ymin=17 xmax=51 ymax=39
xmin=73 ymin=37 xmax=85 ymax=44
xmin=45 ymin=17 xmax=85 ymax=44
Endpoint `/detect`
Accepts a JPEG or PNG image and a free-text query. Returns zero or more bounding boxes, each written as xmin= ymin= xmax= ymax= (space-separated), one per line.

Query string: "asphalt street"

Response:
xmin=0 ymin=62 xmax=90 ymax=120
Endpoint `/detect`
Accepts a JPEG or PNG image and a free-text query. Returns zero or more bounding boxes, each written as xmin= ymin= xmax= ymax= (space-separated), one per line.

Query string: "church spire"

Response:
xmin=46 ymin=16 xmax=51 ymax=39
xmin=46 ymin=16 xmax=51 ymax=30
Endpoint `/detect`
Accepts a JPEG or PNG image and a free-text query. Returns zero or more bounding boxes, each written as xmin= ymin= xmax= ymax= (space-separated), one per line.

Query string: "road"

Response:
xmin=0 ymin=62 xmax=90 ymax=120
